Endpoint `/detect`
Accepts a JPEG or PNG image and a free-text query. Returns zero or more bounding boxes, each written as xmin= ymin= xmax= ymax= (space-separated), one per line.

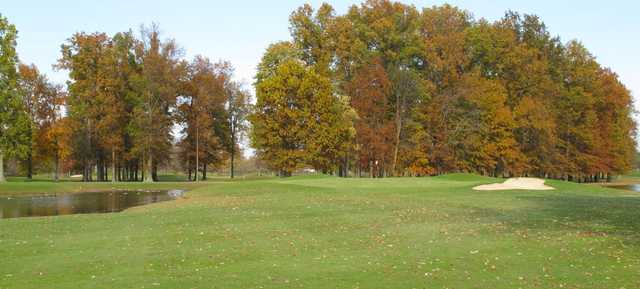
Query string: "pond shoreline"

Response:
xmin=0 ymin=181 xmax=202 ymax=196
xmin=0 ymin=189 xmax=186 ymax=219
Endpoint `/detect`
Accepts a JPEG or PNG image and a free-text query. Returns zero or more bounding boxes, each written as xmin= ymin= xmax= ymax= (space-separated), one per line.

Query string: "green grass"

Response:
xmin=625 ymin=170 xmax=640 ymax=178
xmin=0 ymin=179 xmax=203 ymax=196
xmin=1 ymin=174 xmax=639 ymax=288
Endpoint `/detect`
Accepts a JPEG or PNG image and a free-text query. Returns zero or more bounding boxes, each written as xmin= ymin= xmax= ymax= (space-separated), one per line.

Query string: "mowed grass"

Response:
xmin=1 ymin=174 xmax=639 ymax=288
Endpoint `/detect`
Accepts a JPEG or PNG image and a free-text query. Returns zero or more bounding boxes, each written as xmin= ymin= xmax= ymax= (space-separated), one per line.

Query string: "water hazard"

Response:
xmin=0 ymin=190 xmax=184 ymax=219
xmin=608 ymin=184 xmax=640 ymax=193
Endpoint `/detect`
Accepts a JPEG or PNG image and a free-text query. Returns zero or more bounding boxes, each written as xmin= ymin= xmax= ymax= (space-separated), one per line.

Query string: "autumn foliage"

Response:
xmin=0 ymin=2 xmax=636 ymax=182
xmin=251 ymin=1 xmax=636 ymax=181
xmin=0 ymin=19 xmax=250 ymax=182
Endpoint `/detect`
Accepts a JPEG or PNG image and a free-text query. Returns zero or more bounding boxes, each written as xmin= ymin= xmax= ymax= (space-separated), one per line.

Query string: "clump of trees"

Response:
xmin=251 ymin=1 xmax=636 ymax=181
xmin=0 ymin=1 xmax=636 ymax=183
xmin=0 ymin=15 xmax=250 ymax=182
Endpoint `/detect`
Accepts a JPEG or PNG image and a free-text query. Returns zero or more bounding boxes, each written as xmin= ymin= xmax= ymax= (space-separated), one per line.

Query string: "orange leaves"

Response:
xmin=347 ymin=58 xmax=396 ymax=174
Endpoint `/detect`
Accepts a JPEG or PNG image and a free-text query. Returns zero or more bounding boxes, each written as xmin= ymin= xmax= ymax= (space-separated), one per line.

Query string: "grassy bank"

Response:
xmin=1 ymin=174 xmax=639 ymax=288
xmin=0 ymin=176 xmax=204 ymax=195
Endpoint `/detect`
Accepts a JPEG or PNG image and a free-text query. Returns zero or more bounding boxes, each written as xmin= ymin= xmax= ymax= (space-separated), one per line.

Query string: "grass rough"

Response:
xmin=1 ymin=174 xmax=639 ymax=288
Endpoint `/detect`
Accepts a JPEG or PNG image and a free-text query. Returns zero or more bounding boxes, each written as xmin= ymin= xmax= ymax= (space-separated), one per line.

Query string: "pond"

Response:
xmin=0 ymin=189 xmax=184 ymax=219
xmin=608 ymin=184 xmax=640 ymax=193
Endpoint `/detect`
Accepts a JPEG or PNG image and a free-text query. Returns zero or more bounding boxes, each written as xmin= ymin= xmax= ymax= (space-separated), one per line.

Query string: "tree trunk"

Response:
xmin=202 ymin=163 xmax=207 ymax=180
xmin=230 ymin=145 xmax=235 ymax=179
xmin=0 ymin=150 xmax=5 ymax=182
xmin=27 ymin=150 xmax=33 ymax=180
xmin=96 ymin=158 xmax=101 ymax=181
xmin=144 ymin=153 xmax=154 ymax=183
xmin=195 ymin=125 xmax=199 ymax=182
xmin=97 ymin=157 xmax=104 ymax=181
xmin=82 ymin=160 xmax=89 ymax=182
xmin=111 ymin=149 xmax=117 ymax=183
xmin=369 ymin=160 xmax=374 ymax=178
xmin=391 ymin=96 xmax=401 ymax=177
xmin=152 ymin=160 xmax=158 ymax=182
xmin=53 ymin=151 xmax=59 ymax=182
xmin=279 ymin=169 xmax=291 ymax=177
xmin=132 ymin=162 xmax=137 ymax=181
xmin=230 ymin=129 xmax=236 ymax=179
xmin=343 ymin=153 xmax=349 ymax=178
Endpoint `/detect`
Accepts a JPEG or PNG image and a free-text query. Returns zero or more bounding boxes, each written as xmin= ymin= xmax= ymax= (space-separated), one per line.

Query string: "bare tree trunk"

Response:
xmin=144 ymin=152 xmax=154 ymax=183
xmin=111 ymin=149 xmax=117 ymax=183
xmin=53 ymin=151 xmax=59 ymax=182
xmin=230 ymin=127 xmax=236 ymax=178
xmin=202 ymin=162 xmax=207 ymax=180
xmin=0 ymin=150 xmax=5 ymax=182
xmin=230 ymin=144 xmax=235 ymax=179
xmin=186 ymin=158 xmax=191 ymax=181
xmin=391 ymin=96 xmax=401 ymax=177
xmin=152 ymin=160 xmax=158 ymax=181
xmin=195 ymin=125 xmax=199 ymax=182
xmin=27 ymin=150 xmax=33 ymax=180
xmin=97 ymin=157 xmax=103 ymax=181
xmin=369 ymin=160 xmax=374 ymax=178
xmin=83 ymin=160 xmax=90 ymax=182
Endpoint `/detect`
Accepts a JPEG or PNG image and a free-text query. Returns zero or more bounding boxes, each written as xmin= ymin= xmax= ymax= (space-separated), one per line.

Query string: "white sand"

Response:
xmin=473 ymin=177 xmax=554 ymax=191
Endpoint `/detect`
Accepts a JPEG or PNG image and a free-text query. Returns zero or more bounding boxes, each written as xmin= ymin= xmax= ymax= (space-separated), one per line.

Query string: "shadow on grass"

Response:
xmin=466 ymin=193 xmax=640 ymax=246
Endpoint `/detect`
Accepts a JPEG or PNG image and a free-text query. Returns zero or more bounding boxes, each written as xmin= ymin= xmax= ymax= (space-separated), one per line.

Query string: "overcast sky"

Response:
xmin=5 ymin=0 xmax=639 ymax=119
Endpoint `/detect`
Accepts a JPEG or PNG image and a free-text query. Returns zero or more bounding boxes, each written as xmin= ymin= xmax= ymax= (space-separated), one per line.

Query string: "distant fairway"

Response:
xmin=1 ymin=174 xmax=639 ymax=288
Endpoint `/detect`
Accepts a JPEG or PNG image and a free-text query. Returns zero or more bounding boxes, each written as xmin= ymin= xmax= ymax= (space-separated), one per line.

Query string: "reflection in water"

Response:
xmin=608 ymin=184 xmax=640 ymax=192
xmin=0 ymin=190 xmax=184 ymax=219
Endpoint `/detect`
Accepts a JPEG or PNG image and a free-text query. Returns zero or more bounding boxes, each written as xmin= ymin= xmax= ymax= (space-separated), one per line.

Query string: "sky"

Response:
xmin=4 ymin=0 xmax=640 ymax=116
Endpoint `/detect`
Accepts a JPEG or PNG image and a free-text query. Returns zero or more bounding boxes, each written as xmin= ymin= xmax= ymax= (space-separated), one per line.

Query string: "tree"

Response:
xmin=346 ymin=58 xmax=395 ymax=177
xmin=513 ymin=96 xmax=559 ymax=176
xmin=345 ymin=0 xmax=424 ymax=176
xmin=252 ymin=50 xmax=352 ymax=176
xmin=593 ymin=68 xmax=636 ymax=177
xmin=131 ymin=24 xmax=181 ymax=182
xmin=177 ymin=56 xmax=227 ymax=181
xmin=57 ymin=32 xmax=111 ymax=181
xmin=456 ymin=71 xmax=525 ymax=176
xmin=47 ymin=116 xmax=73 ymax=182
xmin=55 ymin=24 xmax=247 ymax=182
xmin=251 ymin=59 xmax=311 ymax=176
xmin=101 ymin=31 xmax=139 ymax=183
xmin=18 ymin=64 xmax=65 ymax=179
xmin=289 ymin=3 xmax=336 ymax=75
xmin=0 ymin=15 xmax=29 ymax=182
xmin=401 ymin=4 xmax=470 ymax=176
xmin=225 ymin=81 xmax=251 ymax=178
xmin=37 ymin=3 xmax=638 ymax=182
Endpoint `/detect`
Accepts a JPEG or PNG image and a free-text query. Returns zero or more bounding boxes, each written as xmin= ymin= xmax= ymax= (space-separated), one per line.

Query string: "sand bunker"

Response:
xmin=473 ymin=177 xmax=554 ymax=191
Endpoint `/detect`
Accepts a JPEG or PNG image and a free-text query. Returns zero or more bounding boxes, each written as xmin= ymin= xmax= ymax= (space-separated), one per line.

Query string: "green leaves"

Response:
xmin=0 ymin=14 xmax=29 ymax=162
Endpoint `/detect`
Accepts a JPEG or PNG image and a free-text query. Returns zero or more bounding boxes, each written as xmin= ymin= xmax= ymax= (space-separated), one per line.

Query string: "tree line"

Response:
xmin=251 ymin=1 xmax=636 ymax=181
xmin=0 ymin=1 xmax=637 ymax=183
xmin=0 ymin=17 xmax=250 ymax=182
